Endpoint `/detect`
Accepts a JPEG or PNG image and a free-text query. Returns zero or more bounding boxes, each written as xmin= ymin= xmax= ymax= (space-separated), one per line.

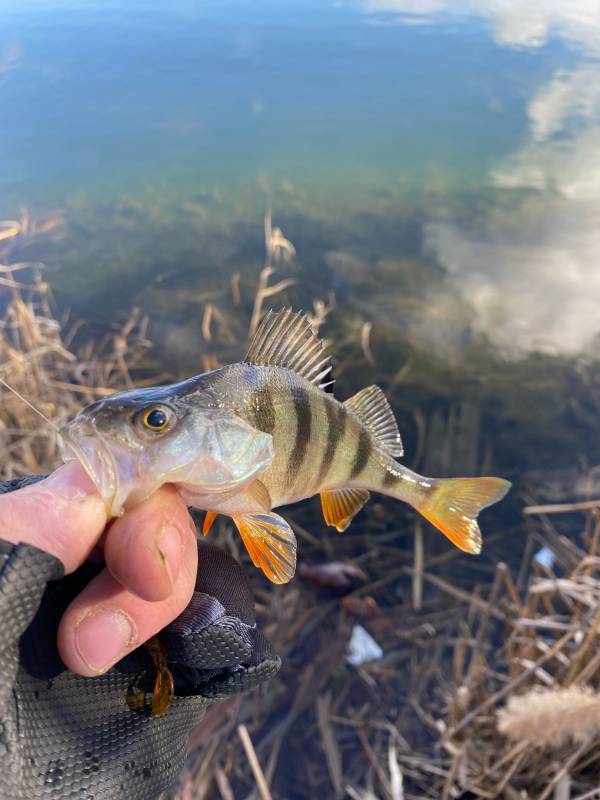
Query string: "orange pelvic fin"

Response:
xmin=321 ymin=488 xmax=370 ymax=532
xmin=419 ymin=477 xmax=511 ymax=554
xmin=203 ymin=511 xmax=217 ymax=535
xmin=234 ymin=512 xmax=297 ymax=584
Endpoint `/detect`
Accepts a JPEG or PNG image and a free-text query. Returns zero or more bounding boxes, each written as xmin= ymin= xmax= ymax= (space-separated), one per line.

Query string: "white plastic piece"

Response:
xmin=533 ymin=546 xmax=555 ymax=569
xmin=346 ymin=624 xmax=383 ymax=666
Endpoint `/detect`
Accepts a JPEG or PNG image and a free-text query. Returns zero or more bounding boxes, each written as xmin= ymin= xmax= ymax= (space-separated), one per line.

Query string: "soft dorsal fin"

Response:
xmin=345 ymin=385 xmax=403 ymax=457
xmin=245 ymin=309 xmax=334 ymax=392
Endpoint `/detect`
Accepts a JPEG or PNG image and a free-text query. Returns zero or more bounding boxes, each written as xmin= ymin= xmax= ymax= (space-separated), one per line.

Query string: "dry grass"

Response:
xmin=498 ymin=686 xmax=600 ymax=750
xmin=435 ymin=512 xmax=600 ymax=799
xmin=163 ymin=507 xmax=600 ymax=800
xmin=0 ymin=213 xmax=155 ymax=479
xmin=3 ymin=209 xmax=600 ymax=799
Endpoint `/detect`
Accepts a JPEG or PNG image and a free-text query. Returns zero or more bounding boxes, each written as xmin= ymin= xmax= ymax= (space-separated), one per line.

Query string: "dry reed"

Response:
xmin=0 ymin=212 xmax=154 ymax=479
xmin=498 ymin=686 xmax=600 ymax=750
xmin=4 ymin=208 xmax=600 ymax=799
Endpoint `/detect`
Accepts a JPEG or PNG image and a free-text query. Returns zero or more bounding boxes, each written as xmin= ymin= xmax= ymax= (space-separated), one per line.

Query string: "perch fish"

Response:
xmin=59 ymin=309 xmax=511 ymax=584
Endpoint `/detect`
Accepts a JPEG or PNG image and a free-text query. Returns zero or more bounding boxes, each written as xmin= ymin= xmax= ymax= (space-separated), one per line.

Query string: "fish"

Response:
xmin=59 ymin=309 xmax=511 ymax=584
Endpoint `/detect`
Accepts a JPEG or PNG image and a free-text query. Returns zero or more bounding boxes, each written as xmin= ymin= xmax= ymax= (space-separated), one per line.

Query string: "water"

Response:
xmin=0 ymin=1 xmax=546 ymax=207
xmin=3 ymin=0 xmax=600 ymax=509
xmin=3 ymin=1 xmax=600 ymax=795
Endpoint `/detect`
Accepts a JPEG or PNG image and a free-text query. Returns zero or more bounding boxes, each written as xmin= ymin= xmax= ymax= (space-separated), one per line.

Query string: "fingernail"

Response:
xmin=75 ymin=609 xmax=135 ymax=672
xmin=155 ymin=524 xmax=184 ymax=586
xmin=42 ymin=461 xmax=99 ymax=500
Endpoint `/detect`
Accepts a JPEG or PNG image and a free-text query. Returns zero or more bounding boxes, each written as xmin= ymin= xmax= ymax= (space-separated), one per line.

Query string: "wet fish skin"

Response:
xmin=200 ymin=360 xmax=509 ymax=550
xmin=59 ymin=309 xmax=511 ymax=584
xmin=59 ymin=375 xmax=274 ymax=516
xmin=206 ymin=361 xmax=404 ymax=509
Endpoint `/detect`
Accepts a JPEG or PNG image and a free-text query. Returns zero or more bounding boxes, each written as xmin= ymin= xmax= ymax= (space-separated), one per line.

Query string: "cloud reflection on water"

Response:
xmin=363 ymin=1 xmax=600 ymax=358
xmin=0 ymin=42 xmax=22 ymax=86
xmin=427 ymin=68 xmax=600 ymax=358
xmin=362 ymin=0 xmax=600 ymax=54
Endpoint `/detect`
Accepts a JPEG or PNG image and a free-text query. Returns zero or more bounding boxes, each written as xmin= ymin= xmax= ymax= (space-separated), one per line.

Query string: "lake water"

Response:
xmin=3 ymin=0 xmax=600 ymax=533
xmin=2 ymin=1 xmax=600 ymax=793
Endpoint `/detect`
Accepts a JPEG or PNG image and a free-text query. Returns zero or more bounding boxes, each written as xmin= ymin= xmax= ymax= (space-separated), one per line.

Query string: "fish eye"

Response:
xmin=138 ymin=405 xmax=172 ymax=433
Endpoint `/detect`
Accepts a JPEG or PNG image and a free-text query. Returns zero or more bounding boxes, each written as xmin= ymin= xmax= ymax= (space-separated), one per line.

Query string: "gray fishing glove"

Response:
xmin=0 ymin=477 xmax=280 ymax=800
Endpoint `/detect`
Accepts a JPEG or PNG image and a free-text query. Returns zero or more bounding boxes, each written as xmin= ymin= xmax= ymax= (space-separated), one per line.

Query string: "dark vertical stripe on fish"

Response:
xmin=287 ymin=385 xmax=312 ymax=486
xmin=316 ymin=398 xmax=346 ymax=488
xmin=349 ymin=427 xmax=372 ymax=481
xmin=248 ymin=385 xmax=276 ymax=435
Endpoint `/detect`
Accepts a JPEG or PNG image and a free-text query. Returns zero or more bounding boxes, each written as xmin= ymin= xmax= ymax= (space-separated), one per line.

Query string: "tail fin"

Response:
xmin=418 ymin=477 xmax=510 ymax=554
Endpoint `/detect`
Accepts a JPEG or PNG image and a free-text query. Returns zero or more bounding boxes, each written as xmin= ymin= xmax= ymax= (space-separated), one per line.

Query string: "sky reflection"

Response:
xmin=362 ymin=0 xmax=600 ymax=54
xmin=361 ymin=1 xmax=600 ymax=358
xmin=2 ymin=0 xmax=600 ymax=363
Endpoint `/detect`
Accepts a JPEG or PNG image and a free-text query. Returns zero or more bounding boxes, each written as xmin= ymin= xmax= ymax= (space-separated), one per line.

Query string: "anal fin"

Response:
xmin=234 ymin=512 xmax=297 ymax=584
xmin=321 ymin=488 xmax=370 ymax=532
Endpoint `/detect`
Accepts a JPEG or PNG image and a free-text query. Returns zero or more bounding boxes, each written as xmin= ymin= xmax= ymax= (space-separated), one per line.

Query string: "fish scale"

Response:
xmin=58 ymin=309 xmax=511 ymax=585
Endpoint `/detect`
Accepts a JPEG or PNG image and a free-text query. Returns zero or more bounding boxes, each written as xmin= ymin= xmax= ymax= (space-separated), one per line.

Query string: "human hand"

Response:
xmin=0 ymin=461 xmax=198 ymax=676
xmin=0 ymin=468 xmax=280 ymax=800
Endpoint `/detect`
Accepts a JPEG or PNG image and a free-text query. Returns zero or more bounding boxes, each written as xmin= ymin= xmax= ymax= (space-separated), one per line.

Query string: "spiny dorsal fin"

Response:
xmin=245 ymin=309 xmax=334 ymax=392
xmin=345 ymin=385 xmax=403 ymax=457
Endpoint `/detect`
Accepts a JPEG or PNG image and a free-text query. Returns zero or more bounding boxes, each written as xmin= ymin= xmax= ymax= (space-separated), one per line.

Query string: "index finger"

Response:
xmin=0 ymin=462 xmax=107 ymax=573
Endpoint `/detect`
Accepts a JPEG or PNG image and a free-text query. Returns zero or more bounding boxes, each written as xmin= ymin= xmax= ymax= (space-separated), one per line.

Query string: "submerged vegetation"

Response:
xmin=2 ymin=211 xmax=600 ymax=798
xmin=0 ymin=210 xmax=155 ymax=479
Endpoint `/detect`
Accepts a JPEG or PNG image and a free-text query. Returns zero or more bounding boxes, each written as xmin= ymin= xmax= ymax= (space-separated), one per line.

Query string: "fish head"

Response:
xmin=58 ymin=379 xmax=274 ymax=516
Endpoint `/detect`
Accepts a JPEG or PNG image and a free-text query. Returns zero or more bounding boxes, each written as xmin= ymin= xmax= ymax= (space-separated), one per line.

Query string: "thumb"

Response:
xmin=0 ymin=462 xmax=107 ymax=573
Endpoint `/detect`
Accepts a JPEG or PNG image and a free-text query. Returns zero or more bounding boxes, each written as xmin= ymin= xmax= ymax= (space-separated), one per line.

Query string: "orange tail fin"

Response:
xmin=418 ymin=477 xmax=510 ymax=554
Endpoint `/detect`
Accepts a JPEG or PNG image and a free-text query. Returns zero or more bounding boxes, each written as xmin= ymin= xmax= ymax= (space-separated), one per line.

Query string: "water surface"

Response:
xmin=4 ymin=1 xmax=600 ymax=795
xmin=2 ymin=0 xmax=600 ymax=576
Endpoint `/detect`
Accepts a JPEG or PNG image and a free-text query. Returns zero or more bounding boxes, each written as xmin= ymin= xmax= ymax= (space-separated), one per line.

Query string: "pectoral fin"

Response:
xmin=234 ymin=512 xmax=297 ymax=584
xmin=321 ymin=488 xmax=370 ymax=532
xmin=247 ymin=479 xmax=272 ymax=511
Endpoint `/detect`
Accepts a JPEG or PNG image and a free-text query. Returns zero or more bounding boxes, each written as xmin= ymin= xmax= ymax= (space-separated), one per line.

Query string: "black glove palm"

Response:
xmin=0 ymin=479 xmax=279 ymax=800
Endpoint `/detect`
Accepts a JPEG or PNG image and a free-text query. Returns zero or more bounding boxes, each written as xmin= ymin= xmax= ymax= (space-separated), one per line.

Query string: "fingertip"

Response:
xmin=58 ymin=535 xmax=198 ymax=676
xmin=58 ymin=604 xmax=137 ymax=677
xmin=104 ymin=486 xmax=197 ymax=602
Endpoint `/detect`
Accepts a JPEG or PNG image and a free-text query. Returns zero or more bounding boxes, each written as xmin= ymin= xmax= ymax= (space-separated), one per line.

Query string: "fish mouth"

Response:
xmin=58 ymin=423 xmax=120 ymax=513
